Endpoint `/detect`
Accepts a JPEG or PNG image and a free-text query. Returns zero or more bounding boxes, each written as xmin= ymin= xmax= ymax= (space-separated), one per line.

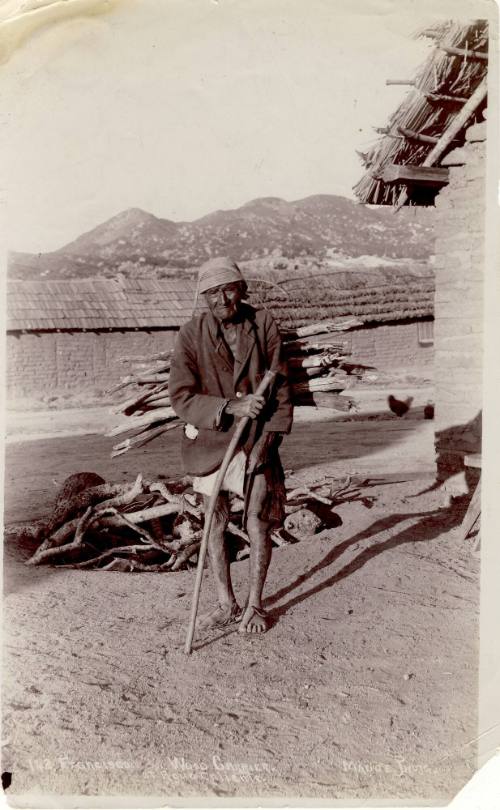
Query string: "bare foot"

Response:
xmin=238 ymin=605 xmax=270 ymax=634
xmin=198 ymin=602 xmax=241 ymax=630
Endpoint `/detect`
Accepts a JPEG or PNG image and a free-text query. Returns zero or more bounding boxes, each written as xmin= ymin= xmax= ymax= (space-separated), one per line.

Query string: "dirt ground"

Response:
xmin=2 ymin=391 xmax=480 ymax=804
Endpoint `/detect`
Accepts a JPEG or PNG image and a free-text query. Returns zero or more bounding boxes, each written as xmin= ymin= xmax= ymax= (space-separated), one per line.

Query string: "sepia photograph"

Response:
xmin=1 ymin=0 xmax=499 ymax=805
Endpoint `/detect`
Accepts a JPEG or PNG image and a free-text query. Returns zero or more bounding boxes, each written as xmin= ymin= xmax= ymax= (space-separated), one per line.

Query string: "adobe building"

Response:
xmin=6 ymin=275 xmax=434 ymax=405
xmin=6 ymin=277 xmax=196 ymax=404
xmin=354 ymin=19 xmax=488 ymax=480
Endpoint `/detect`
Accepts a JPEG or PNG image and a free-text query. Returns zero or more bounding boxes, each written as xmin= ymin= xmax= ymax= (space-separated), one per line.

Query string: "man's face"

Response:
xmin=204 ymin=282 xmax=244 ymax=322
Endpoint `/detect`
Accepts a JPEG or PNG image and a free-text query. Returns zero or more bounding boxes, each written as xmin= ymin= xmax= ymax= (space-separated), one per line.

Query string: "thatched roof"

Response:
xmin=354 ymin=20 xmax=488 ymax=206
xmin=256 ymin=276 xmax=434 ymax=329
xmin=6 ymin=276 xmax=433 ymax=332
xmin=7 ymin=277 xmax=197 ymax=331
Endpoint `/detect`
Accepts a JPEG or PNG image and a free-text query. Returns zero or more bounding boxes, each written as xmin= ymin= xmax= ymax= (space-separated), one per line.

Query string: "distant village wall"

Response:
xmin=6 ymin=330 xmax=177 ymax=403
xmin=432 ymin=119 xmax=485 ymax=477
xmin=6 ymin=319 xmax=433 ymax=404
xmin=349 ymin=321 xmax=433 ymax=374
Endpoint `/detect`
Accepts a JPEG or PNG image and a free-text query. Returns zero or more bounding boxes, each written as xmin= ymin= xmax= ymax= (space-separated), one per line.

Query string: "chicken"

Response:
xmin=388 ymin=394 xmax=413 ymax=417
xmin=424 ymin=402 xmax=435 ymax=420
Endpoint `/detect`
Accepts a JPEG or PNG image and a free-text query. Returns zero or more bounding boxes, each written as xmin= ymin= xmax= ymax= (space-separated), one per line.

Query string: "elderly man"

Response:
xmin=169 ymin=257 xmax=293 ymax=634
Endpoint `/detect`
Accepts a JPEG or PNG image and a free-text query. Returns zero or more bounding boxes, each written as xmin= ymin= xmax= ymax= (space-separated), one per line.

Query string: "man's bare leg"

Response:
xmin=198 ymin=493 xmax=240 ymax=629
xmin=239 ymin=474 xmax=272 ymax=634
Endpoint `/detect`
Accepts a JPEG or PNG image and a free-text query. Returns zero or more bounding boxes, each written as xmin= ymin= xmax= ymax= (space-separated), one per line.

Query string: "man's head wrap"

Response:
xmin=197 ymin=257 xmax=245 ymax=294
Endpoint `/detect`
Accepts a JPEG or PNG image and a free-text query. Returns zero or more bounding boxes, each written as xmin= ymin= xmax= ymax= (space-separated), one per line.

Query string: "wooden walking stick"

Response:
xmin=184 ymin=369 xmax=276 ymax=654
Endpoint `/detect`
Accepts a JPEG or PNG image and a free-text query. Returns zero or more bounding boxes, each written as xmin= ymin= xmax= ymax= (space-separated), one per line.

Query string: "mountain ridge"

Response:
xmin=9 ymin=194 xmax=434 ymax=281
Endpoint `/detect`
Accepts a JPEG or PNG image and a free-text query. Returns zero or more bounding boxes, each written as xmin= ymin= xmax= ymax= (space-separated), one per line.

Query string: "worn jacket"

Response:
xmin=169 ymin=303 xmax=293 ymax=476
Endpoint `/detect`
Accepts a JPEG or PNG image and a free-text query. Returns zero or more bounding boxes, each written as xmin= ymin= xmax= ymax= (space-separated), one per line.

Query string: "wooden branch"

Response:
xmin=103 ymin=502 xmax=180 ymax=524
xmin=111 ymin=422 xmax=180 ymax=457
xmin=99 ymin=474 xmax=144 ymax=510
xmin=149 ymin=350 xmax=173 ymax=362
xmin=292 ymin=374 xmax=353 ymax=394
xmin=396 ymin=77 xmax=487 ymax=210
xmin=105 ymin=375 xmax=135 ymax=395
xmin=169 ymin=541 xmax=200 ymax=570
xmin=288 ymin=352 xmax=342 ymax=369
xmin=227 ymin=522 xmax=250 ymax=543
xmin=31 ymin=498 xmax=182 ymax=560
xmin=141 ymin=397 xmax=171 ymax=410
xmin=283 ymin=317 xmax=362 ymax=339
xmin=135 ymin=374 xmax=170 ymax=385
xmin=113 ymin=382 xmax=169 ymax=415
xmin=271 ymin=530 xmax=293 ymax=547
xmin=329 ymin=475 xmax=353 ymax=499
xmin=148 ymin=481 xmax=178 ymax=503
xmin=107 ymin=408 xmax=175 ymax=436
xmin=148 ymin=483 xmax=201 ymax=519
xmin=103 ymin=509 xmax=158 ymax=547
xmin=58 ymin=544 xmax=156 ymax=569
xmin=27 ymin=505 xmax=95 ymax=566
xmin=286 ymin=487 xmax=333 ymax=506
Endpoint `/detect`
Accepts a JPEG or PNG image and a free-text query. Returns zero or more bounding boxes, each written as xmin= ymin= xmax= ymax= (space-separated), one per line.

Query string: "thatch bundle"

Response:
xmin=260 ymin=277 xmax=435 ymax=329
xmin=106 ymin=317 xmax=375 ymax=455
xmin=354 ymin=20 xmax=488 ymax=205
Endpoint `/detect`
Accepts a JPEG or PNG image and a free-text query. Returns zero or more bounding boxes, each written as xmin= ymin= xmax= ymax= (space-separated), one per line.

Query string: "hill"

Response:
xmin=8 ymin=194 xmax=434 ymax=281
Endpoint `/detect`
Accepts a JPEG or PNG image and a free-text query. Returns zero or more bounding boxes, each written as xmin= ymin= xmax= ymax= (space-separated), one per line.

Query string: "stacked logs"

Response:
xmin=107 ymin=352 xmax=178 ymax=457
xmin=24 ymin=472 xmax=364 ymax=571
xmin=283 ymin=316 xmax=374 ymax=409
xmin=107 ymin=317 xmax=376 ymax=456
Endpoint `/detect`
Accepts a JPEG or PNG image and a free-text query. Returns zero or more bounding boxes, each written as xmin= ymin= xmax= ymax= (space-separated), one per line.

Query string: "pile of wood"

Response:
xmin=107 ymin=317 xmax=376 ymax=457
xmin=24 ymin=472 xmax=359 ymax=571
xmin=283 ymin=317 xmax=375 ymax=407
xmin=107 ymin=351 xmax=177 ymax=457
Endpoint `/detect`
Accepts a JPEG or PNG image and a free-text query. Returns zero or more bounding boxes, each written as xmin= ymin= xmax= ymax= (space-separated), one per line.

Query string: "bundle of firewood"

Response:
xmin=23 ymin=471 xmax=361 ymax=571
xmin=107 ymin=351 xmax=177 ymax=457
xmin=106 ymin=317 xmax=376 ymax=456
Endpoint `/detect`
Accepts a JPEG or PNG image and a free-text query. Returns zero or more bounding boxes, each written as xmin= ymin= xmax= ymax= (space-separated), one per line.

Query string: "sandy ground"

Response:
xmin=2 ymin=390 xmax=480 ymax=804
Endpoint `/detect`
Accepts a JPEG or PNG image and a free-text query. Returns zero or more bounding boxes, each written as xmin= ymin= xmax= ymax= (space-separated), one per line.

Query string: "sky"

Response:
xmin=1 ymin=0 xmax=495 ymax=253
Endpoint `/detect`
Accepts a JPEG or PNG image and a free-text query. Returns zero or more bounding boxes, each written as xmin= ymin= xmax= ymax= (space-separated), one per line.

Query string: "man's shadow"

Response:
xmin=264 ymin=500 xmax=469 ymax=618
xmin=192 ymin=497 xmax=471 ymax=650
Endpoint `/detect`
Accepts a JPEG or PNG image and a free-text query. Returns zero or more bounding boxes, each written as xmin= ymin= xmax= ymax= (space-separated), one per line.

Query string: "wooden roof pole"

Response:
xmin=386 ymin=79 xmax=416 ymax=86
xmin=440 ymin=44 xmax=488 ymax=61
xmin=397 ymin=126 xmax=439 ymax=144
xmin=395 ymin=76 xmax=487 ymax=210
xmin=425 ymin=91 xmax=468 ymax=104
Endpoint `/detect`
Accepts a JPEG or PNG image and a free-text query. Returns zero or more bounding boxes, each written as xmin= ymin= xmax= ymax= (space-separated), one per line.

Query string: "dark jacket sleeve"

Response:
xmin=169 ymin=323 xmax=229 ymax=430
xmin=261 ymin=310 xmax=293 ymax=434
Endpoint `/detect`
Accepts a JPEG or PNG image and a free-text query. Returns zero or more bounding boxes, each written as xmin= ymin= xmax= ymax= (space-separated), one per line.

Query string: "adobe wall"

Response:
xmin=432 ymin=119 xmax=485 ymax=478
xmin=6 ymin=330 xmax=177 ymax=405
xmin=6 ymin=316 xmax=434 ymax=406
xmin=349 ymin=320 xmax=433 ymax=374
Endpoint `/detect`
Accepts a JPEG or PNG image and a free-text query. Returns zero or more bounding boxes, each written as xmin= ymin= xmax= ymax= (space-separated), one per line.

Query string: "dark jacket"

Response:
xmin=169 ymin=304 xmax=293 ymax=476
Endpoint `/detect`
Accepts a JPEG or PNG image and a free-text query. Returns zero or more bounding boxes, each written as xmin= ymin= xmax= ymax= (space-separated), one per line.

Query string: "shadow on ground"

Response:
xmin=281 ymin=409 xmax=431 ymax=473
xmin=266 ymin=499 xmax=469 ymax=617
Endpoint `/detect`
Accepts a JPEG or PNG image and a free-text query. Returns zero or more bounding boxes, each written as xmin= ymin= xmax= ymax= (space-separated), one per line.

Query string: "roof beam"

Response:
xmin=385 ymin=79 xmax=416 ymax=86
xmin=381 ymin=164 xmax=449 ymax=187
xmin=395 ymin=76 xmax=487 ymax=209
xmin=397 ymin=126 xmax=439 ymax=144
xmin=440 ymin=44 xmax=488 ymax=61
xmin=425 ymin=91 xmax=469 ymax=104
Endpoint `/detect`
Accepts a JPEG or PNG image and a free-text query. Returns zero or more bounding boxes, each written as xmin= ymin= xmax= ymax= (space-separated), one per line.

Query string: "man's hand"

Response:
xmin=226 ymin=394 xmax=265 ymax=420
